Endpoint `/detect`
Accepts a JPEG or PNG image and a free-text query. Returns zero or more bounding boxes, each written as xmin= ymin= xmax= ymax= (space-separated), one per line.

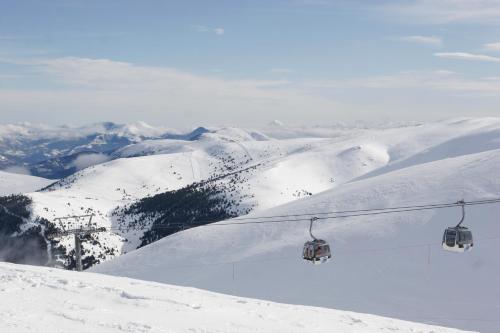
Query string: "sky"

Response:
xmin=0 ymin=0 xmax=500 ymax=127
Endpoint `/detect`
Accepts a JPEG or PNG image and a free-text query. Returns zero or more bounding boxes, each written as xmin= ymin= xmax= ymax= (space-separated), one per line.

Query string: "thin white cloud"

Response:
xmin=70 ymin=153 xmax=110 ymax=171
xmin=434 ymin=52 xmax=500 ymax=62
xmin=194 ymin=25 xmax=225 ymax=35
xmin=484 ymin=42 xmax=500 ymax=52
xmin=0 ymin=57 xmax=338 ymax=125
xmin=33 ymin=57 xmax=291 ymax=90
xmin=4 ymin=166 xmax=31 ymax=175
xmin=398 ymin=35 xmax=442 ymax=46
xmin=433 ymin=69 xmax=455 ymax=75
xmin=304 ymin=70 xmax=500 ymax=93
xmin=213 ymin=27 xmax=225 ymax=35
xmin=2 ymin=57 xmax=499 ymax=123
xmin=383 ymin=0 xmax=500 ymax=24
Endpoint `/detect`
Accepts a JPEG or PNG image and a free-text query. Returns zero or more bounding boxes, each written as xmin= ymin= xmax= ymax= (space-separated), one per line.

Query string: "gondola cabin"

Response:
xmin=442 ymin=226 xmax=473 ymax=253
xmin=303 ymin=239 xmax=331 ymax=264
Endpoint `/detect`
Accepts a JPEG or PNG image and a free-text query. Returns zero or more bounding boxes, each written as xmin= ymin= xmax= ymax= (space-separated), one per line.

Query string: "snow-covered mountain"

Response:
xmin=1 ymin=118 xmax=500 ymax=331
xmin=0 ymin=262 xmax=473 ymax=333
xmin=4 ymin=118 xmax=500 ymax=267
xmin=0 ymin=121 xmax=178 ymax=179
xmin=15 ymin=120 xmax=429 ymax=267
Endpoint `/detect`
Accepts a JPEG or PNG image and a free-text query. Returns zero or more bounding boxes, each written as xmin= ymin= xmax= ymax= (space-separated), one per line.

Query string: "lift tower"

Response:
xmin=46 ymin=214 xmax=106 ymax=271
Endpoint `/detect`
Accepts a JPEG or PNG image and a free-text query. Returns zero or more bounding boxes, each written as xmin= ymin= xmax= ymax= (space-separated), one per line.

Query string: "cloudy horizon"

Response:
xmin=1 ymin=0 xmax=500 ymax=126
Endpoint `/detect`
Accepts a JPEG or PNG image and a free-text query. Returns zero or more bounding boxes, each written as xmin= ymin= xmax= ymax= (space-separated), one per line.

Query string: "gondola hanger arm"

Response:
xmin=456 ymin=200 xmax=466 ymax=227
xmin=309 ymin=217 xmax=319 ymax=240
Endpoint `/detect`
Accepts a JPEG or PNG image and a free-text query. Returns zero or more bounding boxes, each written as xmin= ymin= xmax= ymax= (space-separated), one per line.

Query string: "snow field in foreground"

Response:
xmin=0 ymin=262 xmax=474 ymax=333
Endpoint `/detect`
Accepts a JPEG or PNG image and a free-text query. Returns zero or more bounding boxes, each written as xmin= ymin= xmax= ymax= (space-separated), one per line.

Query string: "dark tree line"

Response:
xmin=0 ymin=195 xmax=48 ymax=265
xmin=121 ymin=183 xmax=239 ymax=247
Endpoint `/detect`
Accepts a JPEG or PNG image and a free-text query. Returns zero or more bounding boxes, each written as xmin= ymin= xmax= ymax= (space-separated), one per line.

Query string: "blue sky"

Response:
xmin=1 ymin=0 xmax=500 ymax=126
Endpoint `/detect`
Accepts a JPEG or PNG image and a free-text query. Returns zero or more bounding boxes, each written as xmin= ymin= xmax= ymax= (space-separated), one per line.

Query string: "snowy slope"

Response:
xmin=22 ymin=128 xmax=390 ymax=262
xmin=33 ymin=118 xmax=500 ymax=213
xmin=0 ymin=170 xmax=53 ymax=196
xmin=26 ymin=118 xmax=500 ymax=255
xmin=29 ymin=152 xmax=217 ymax=261
xmin=0 ymin=262 xmax=473 ymax=333
xmin=93 ymin=119 xmax=500 ymax=333
xmin=9 ymin=117 xmax=499 ymax=268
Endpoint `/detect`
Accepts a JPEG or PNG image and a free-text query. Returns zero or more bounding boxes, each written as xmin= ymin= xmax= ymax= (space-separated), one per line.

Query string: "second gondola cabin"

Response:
xmin=442 ymin=226 xmax=473 ymax=253
xmin=303 ymin=239 xmax=331 ymax=264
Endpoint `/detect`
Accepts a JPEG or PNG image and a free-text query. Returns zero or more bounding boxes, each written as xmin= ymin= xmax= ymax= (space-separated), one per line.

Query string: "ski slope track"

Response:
xmin=92 ymin=118 xmax=500 ymax=333
xmin=0 ymin=262 xmax=474 ymax=333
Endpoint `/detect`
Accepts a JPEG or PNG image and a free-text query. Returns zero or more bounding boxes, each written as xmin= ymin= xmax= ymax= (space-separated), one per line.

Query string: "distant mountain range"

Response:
xmin=0 ymin=122 xmax=211 ymax=179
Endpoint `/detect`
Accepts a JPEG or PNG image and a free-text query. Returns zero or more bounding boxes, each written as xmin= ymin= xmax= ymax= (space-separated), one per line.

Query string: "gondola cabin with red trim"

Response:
xmin=302 ymin=217 xmax=332 ymax=264
xmin=303 ymin=239 xmax=331 ymax=264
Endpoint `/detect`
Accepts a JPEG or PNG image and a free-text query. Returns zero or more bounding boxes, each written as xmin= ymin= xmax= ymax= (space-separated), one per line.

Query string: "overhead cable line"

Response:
xmin=106 ymin=197 xmax=500 ymax=232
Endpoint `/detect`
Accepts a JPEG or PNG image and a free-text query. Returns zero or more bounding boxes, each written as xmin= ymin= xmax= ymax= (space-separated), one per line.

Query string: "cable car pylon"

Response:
xmin=46 ymin=214 xmax=107 ymax=271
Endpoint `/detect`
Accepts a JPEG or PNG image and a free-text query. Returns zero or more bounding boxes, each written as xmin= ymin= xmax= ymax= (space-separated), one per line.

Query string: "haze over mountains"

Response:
xmin=0 ymin=121 xmax=198 ymax=179
xmin=0 ymin=117 xmax=499 ymax=332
